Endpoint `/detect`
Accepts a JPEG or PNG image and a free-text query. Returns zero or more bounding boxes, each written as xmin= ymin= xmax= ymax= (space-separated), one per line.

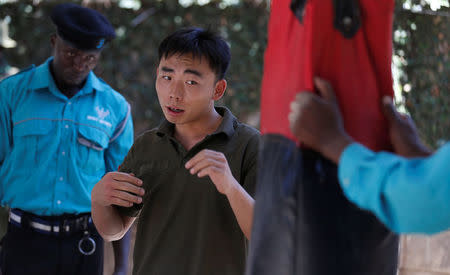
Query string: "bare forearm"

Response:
xmin=226 ymin=181 xmax=254 ymax=240
xmin=91 ymin=202 xmax=135 ymax=241
xmin=320 ymin=133 xmax=354 ymax=164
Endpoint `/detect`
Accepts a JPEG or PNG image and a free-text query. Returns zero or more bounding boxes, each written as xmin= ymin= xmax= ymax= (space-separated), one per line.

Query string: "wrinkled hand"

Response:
xmin=91 ymin=172 xmax=145 ymax=208
xmin=288 ymin=77 xmax=353 ymax=163
xmin=381 ymin=96 xmax=431 ymax=158
xmin=185 ymin=149 xmax=237 ymax=195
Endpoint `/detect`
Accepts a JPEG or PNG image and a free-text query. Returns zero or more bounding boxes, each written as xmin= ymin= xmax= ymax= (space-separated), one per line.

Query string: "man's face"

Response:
xmin=51 ymin=35 xmax=101 ymax=86
xmin=155 ymin=53 xmax=226 ymax=126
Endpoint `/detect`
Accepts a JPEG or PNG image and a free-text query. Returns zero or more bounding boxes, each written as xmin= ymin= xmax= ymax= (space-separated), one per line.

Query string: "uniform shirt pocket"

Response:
xmin=13 ymin=119 xmax=53 ymax=166
xmin=76 ymin=125 xmax=109 ymax=175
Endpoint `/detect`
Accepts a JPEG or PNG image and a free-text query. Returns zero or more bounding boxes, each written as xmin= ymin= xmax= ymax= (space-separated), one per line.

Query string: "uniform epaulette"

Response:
xmin=1 ymin=64 xmax=36 ymax=81
xmin=17 ymin=64 xmax=36 ymax=74
xmin=0 ymin=65 xmax=36 ymax=83
xmin=96 ymin=76 xmax=107 ymax=85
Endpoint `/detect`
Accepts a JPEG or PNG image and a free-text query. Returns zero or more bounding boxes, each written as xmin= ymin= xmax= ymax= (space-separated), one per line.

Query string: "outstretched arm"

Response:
xmin=338 ymin=142 xmax=450 ymax=234
xmin=288 ymin=77 xmax=431 ymax=163
xmin=288 ymin=77 xmax=449 ymax=234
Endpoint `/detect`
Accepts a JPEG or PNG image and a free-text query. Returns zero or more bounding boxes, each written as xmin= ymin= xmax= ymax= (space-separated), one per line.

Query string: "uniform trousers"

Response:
xmin=0 ymin=211 xmax=104 ymax=275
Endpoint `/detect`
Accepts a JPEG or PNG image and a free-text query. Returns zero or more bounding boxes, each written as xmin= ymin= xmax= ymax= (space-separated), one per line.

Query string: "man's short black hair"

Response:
xmin=158 ymin=27 xmax=231 ymax=80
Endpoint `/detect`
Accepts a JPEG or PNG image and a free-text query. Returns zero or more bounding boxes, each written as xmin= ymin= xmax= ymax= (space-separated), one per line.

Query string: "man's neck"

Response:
xmin=174 ymin=108 xmax=223 ymax=151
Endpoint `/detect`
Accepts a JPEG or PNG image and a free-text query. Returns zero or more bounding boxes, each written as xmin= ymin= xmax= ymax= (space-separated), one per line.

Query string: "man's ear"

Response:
xmin=213 ymin=79 xmax=227 ymax=101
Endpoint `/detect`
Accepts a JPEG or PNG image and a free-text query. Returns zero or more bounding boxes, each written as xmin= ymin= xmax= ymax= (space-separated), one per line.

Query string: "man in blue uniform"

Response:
xmin=0 ymin=15 xmax=18 ymax=242
xmin=0 ymin=4 xmax=133 ymax=274
xmin=289 ymin=77 xmax=450 ymax=235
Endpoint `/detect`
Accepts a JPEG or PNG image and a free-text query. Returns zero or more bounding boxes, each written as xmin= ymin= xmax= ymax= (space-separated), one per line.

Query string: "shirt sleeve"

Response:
xmin=338 ymin=142 xmax=450 ymax=234
xmin=0 ymin=81 xmax=12 ymax=171
xmin=103 ymin=102 xmax=140 ymax=217
xmin=104 ymin=103 xmax=133 ymax=173
xmin=0 ymin=80 xmax=13 ymax=201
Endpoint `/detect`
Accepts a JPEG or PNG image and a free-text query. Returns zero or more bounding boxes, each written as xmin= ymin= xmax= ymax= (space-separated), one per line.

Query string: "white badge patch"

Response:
xmin=87 ymin=106 xmax=112 ymax=128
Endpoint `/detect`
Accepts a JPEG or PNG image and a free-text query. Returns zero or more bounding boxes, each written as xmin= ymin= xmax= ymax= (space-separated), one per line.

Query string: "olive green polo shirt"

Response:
xmin=116 ymin=107 xmax=260 ymax=275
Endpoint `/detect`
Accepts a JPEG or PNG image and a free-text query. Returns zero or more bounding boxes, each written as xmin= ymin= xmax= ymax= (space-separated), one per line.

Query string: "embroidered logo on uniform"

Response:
xmin=95 ymin=106 xmax=110 ymax=120
xmin=87 ymin=106 xmax=112 ymax=128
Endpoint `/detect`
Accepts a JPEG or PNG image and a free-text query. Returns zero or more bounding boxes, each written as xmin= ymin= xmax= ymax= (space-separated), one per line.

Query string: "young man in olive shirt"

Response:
xmin=91 ymin=28 xmax=259 ymax=275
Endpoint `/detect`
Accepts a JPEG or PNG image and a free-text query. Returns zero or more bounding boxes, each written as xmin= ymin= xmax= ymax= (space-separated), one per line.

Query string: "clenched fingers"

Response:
xmin=109 ymin=197 xmax=137 ymax=208
xmin=94 ymin=172 xmax=145 ymax=207
xmin=110 ymin=172 xmax=143 ymax=187
xmin=111 ymin=178 xmax=145 ymax=196
xmin=188 ymin=157 xmax=224 ymax=176
xmin=110 ymin=189 xmax=143 ymax=205
xmin=185 ymin=150 xmax=225 ymax=170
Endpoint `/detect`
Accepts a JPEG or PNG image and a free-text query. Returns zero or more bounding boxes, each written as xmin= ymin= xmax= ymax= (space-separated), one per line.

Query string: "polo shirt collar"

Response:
xmin=157 ymin=120 xmax=175 ymax=137
xmin=157 ymin=106 xmax=237 ymax=138
xmin=213 ymin=107 xmax=236 ymax=138
xmin=29 ymin=57 xmax=103 ymax=96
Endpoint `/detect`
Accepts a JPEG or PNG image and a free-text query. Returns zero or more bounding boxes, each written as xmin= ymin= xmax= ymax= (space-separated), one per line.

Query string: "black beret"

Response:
xmin=51 ymin=3 xmax=115 ymax=51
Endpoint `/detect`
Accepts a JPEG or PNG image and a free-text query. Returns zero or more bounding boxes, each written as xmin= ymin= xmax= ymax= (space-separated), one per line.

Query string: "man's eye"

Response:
xmin=87 ymin=56 xmax=95 ymax=62
xmin=66 ymin=51 xmax=76 ymax=57
xmin=186 ymin=80 xmax=197 ymax=85
xmin=162 ymin=76 xmax=171 ymax=80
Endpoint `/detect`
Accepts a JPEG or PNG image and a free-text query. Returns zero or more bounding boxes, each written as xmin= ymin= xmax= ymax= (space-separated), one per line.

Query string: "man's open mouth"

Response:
xmin=168 ymin=107 xmax=184 ymax=113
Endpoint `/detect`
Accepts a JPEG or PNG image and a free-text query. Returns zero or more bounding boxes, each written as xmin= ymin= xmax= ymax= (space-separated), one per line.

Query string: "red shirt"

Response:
xmin=260 ymin=0 xmax=395 ymax=151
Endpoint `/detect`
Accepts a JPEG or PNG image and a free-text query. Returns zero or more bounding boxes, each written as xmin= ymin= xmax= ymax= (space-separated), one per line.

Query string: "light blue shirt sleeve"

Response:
xmin=338 ymin=143 xmax=450 ymax=234
xmin=104 ymin=103 xmax=133 ymax=172
xmin=0 ymin=79 xmax=13 ymax=200
xmin=0 ymin=82 xmax=10 ymax=165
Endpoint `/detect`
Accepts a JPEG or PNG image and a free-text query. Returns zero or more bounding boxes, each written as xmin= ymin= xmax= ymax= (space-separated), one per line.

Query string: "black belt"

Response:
xmin=9 ymin=209 xmax=97 ymax=255
xmin=9 ymin=209 xmax=92 ymax=235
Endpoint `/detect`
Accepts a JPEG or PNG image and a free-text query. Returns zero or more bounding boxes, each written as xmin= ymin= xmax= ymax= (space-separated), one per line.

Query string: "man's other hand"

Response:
xmin=381 ymin=96 xmax=431 ymax=158
xmin=288 ymin=77 xmax=353 ymax=163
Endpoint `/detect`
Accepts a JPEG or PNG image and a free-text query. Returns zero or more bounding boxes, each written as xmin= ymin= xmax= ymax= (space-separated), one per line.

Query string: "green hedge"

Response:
xmin=393 ymin=1 xmax=449 ymax=148
xmin=2 ymin=0 xmax=448 ymax=147
xmin=1 ymin=0 xmax=268 ymax=135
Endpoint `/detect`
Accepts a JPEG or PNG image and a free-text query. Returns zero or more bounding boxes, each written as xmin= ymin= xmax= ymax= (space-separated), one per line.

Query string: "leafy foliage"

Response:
xmin=393 ymin=0 xmax=449 ymax=147
xmin=0 ymin=0 xmax=268 ymax=134
xmin=1 ymin=0 xmax=448 ymax=147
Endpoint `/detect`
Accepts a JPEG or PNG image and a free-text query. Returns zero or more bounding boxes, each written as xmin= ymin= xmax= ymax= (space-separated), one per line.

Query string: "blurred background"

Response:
xmin=0 ymin=0 xmax=448 ymax=146
xmin=0 ymin=0 xmax=268 ymax=136
xmin=0 ymin=0 xmax=448 ymax=274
